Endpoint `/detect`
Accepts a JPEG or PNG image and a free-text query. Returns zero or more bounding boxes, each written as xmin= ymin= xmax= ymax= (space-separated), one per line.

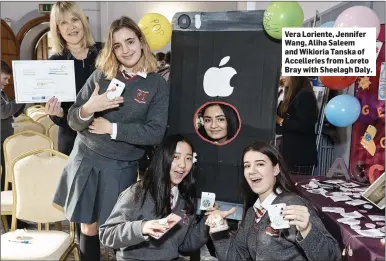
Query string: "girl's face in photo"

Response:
xmin=58 ymin=11 xmax=84 ymax=45
xmin=243 ymin=151 xmax=280 ymax=201
xmin=170 ymin=142 xmax=193 ymax=187
xmin=203 ymin=105 xmax=228 ymax=143
xmin=112 ymin=27 xmax=142 ymax=70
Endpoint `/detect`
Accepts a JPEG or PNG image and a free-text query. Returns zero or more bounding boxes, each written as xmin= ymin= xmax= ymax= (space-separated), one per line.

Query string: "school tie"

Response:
xmin=254 ymin=206 xmax=265 ymax=224
xmin=170 ymin=191 xmax=174 ymax=209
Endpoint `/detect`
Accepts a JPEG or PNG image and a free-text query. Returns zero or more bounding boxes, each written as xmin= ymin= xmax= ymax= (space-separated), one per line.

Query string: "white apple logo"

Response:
xmin=203 ymin=56 xmax=237 ymax=97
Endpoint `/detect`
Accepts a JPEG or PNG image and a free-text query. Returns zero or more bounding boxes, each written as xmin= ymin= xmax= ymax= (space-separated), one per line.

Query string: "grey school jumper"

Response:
xmin=67 ymin=69 xmax=170 ymax=161
xmin=53 ymin=69 xmax=169 ymax=224
xmin=99 ymin=183 xmax=210 ymax=261
xmin=211 ymin=193 xmax=342 ymax=261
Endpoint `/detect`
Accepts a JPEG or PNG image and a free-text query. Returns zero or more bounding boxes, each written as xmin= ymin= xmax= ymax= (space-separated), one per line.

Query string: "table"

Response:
xmin=291 ymin=175 xmax=385 ymax=261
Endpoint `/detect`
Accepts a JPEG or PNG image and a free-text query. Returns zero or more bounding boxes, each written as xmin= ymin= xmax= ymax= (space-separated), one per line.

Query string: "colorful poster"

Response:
xmin=376 ymin=41 xmax=383 ymax=59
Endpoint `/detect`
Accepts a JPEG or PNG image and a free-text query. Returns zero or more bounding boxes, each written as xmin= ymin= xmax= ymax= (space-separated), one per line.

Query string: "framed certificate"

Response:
xmin=12 ymin=60 xmax=76 ymax=103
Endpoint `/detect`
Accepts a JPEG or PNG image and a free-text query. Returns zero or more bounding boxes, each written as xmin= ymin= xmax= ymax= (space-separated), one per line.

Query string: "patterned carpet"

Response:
xmin=0 ymin=220 xmax=217 ymax=261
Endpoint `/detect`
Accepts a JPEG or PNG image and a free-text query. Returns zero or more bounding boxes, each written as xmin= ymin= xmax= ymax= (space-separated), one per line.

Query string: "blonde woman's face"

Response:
xmin=112 ymin=28 xmax=142 ymax=70
xmin=58 ymin=12 xmax=85 ymax=45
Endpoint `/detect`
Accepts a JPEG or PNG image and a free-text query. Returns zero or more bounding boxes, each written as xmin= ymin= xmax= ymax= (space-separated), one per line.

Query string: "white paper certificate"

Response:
xmin=12 ymin=60 xmax=76 ymax=103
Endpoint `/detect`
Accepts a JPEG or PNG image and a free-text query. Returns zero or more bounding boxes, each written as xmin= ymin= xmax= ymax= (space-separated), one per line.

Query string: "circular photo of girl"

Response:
xmin=194 ymin=101 xmax=241 ymax=145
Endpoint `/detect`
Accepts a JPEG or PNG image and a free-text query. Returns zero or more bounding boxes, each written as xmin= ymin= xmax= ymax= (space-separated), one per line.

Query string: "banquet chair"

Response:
xmin=0 ymin=148 xmax=79 ymax=260
xmin=36 ymin=115 xmax=55 ymax=132
xmin=13 ymin=119 xmax=45 ymax=135
xmin=13 ymin=113 xmax=32 ymax=123
xmin=29 ymin=109 xmax=47 ymax=122
xmin=1 ymin=131 xmax=53 ymax=232
xmin=47 ymin=123 xmax=59 ymax=151
xmin=25 ymin=105 xmax=44 ymax=117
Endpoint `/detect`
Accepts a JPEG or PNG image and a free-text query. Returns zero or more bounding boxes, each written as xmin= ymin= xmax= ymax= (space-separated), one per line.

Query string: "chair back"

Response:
xmin=26 ymin=105 xmax=44 ymax=116
xmin=11 ymin=148 xmax=68 ymax=230
xmin=13 ymin=113 xmax=32 ymax=123
xmin=13 ymin=119 xmax=45 ymax=135
xmin=47 ymin=124 xmax=59 ymax=151
xmin=3 ymin=131 xmax=53 ymax=189
xmin=36 ymin=115 xmax=55 ymax=130
xmin=29 ymin=110 xmax=47 ymax=121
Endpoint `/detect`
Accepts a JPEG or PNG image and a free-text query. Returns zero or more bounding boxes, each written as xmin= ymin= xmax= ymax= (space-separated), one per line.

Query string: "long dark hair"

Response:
xmin=134 ymin=135 xmax=197 ymax=217
xmin=198 ymin=103 xmax=239 ymax=142
xmin=241 ymin=141 xmax=298 ymax=218
xmin=278 ymin=76 xmax=316 ymax=117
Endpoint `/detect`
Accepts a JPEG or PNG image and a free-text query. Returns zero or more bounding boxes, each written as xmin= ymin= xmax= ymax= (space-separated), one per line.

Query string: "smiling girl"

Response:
xmin=53 ymin=16 xmax=169 ymax=260
xmin=100 ymin=135 xmax=212 ymax=261
xmin=206 ymin=141 xmax=341 ymax=261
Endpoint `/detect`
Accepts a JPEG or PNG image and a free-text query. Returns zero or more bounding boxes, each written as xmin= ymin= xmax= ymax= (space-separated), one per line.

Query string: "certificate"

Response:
xmin=12 ymin=60 xmax=76 ymax=103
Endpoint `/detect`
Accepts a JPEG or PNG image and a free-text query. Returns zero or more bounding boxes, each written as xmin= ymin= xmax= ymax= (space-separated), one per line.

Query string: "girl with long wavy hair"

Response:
xmin=53 ymin=16 xmax=169 ymax=260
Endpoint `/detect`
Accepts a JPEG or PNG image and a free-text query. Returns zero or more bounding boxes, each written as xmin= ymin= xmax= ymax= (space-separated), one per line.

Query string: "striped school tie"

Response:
xmin=254 ymin=207 xmax=265 ymax=223
xmin=170 ymin=192 xmax=174 ymax=209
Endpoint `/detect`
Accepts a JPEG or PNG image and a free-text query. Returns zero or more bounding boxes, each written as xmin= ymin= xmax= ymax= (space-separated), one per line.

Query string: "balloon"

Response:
xmin=357 ymin=92 xmax=384 ymax=124
xmin=263 ymin=2 xmax=304 ymax=40
xmin=320 ymin=21 xmax=334 ymax=28
xmin=138 ymin=13 xmax=172 ymax=50
xmin=325 ymin=95 xmax=361 ymax=127
xmin=320 ymin=76 xmax=357 ymax=90
xmin=334 ymin=6 xmax=380 ymax=39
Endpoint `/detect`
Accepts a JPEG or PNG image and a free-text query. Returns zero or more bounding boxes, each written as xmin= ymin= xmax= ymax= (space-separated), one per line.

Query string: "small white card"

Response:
xmin=322 ymin=207 xmax=345 ymax=214
xmin=200 ymin=192 xmax=216 ymax=210
xmin=345 ymin=199 xmax=368 ymax=206
xmin=341 ymin=182 xmax=361 ymax=188
xmin=337 ymin=218 xmax=360 ymax=225
xmin=368 ymin=215 xmax=385 ymax=222
xmin=355 ymin=228 xmax=384 ymax=238
xmin=330 ymin=195 xmax=352 ymax=202
xmin=341 ymin=211 xmax=363 ymax=219
xmin=322 ymin=179 xmax=346 ymax=184
xmin=267 ymin=203 xmax=290 ymax=229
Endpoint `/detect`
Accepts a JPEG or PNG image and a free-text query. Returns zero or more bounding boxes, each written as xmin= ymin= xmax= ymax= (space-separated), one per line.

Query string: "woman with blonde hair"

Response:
xmin=53 ymin=16 xmax=169 ymax=261
xmin=44 ymin=1 xmax=101 ymax=156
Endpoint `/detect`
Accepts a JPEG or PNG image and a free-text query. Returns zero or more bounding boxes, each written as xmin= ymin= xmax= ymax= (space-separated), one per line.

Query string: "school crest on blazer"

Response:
xmin=135 ymin=89 xmax=149 ymax=104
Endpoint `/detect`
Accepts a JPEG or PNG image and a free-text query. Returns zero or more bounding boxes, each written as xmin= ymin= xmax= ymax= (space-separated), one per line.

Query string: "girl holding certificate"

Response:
xmin=45 ymin=2 xmax=101 ymax=156
xmin=100 ymin=135 xmax=212 ymax=261
xmin=53 ymin=16 xmax=169 ymax=261
xmin=205 ymin=141 xmax=341 ymax=261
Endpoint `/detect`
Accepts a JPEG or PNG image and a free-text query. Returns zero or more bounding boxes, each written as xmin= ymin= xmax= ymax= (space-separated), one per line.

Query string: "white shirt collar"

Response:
xmin=119 ymin=65 xmax=147 ymax=78
xmin=253 ymin=187 xmax=282 ymax=211
xmin=171 ymin=186 xmax=179 ymax=208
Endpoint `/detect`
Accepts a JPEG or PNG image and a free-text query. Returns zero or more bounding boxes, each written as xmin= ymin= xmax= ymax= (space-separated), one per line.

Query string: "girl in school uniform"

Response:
xmin=53 ymin=16 xmax=169 ymax=261
xmin=45 ymin=1 xmax=102 ymax=156
xmin=206 ymin=141 xmax=341 ymax=261
xmin=99 ymin=134 xmax=212 ymax=261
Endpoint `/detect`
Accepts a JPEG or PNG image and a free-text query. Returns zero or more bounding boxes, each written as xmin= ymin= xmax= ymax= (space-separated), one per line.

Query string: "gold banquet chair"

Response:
xmin=25 ymin=105 xmax=45 ymax=117
xmin=47 ymin=123 xmax=59 ymax=151
xmin=1 ymin=148 xmax=79 ymax=260
xmin=29 ymin=110 xmax=47 ymax=122
xmin=14 ymin=113 xmax=33 ymax=123
xmin=36 ymin=115 xmax=55 ymax=131
xmin=1 ymin=131 xmax=53 ymax=232
xmin=13 ymin=119 xmax=45 ymax=135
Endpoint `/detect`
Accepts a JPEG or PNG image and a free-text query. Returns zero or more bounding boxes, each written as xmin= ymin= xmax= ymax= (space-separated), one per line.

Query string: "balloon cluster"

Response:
xmin=262 ymin=2 xmax=381 ymax=127
xmin=322 ymin=6 xmax=380 ymax=127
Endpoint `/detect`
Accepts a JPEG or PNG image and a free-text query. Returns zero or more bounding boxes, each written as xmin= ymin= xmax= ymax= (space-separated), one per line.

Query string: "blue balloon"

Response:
xmin=325 ymin=95 xmax=361 ymax=127
xmin=320 ymin=21 xmax=335 ymax=28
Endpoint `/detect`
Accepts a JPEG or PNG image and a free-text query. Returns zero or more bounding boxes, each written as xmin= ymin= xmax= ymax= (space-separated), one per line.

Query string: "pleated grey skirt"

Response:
xmin=53 ymin=137 xmax=138 ymax=225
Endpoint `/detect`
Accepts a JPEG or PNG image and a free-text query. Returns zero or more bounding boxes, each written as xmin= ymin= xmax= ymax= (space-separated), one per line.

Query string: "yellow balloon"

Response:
xmin=138 ymin=13 xmax=172 ymax=51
